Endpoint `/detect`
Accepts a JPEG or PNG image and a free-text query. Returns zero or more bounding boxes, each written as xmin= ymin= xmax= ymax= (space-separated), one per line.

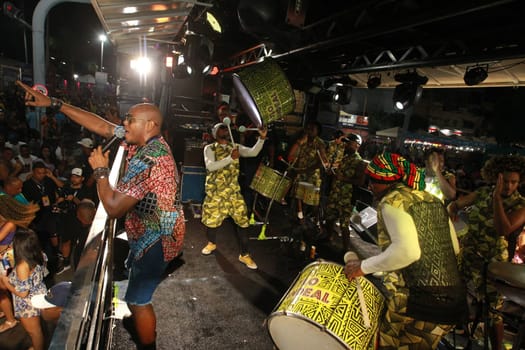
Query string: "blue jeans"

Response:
xmin=125 ymin=240 xmax=168 ymax=306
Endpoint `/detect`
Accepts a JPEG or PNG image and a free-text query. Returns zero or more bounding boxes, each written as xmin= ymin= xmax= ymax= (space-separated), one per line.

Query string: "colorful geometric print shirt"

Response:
xmin=117 ymin=136 xmax=185 ymax=262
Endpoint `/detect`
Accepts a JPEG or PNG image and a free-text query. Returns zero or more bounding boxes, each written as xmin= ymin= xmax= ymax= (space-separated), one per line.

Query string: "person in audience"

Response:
xmin=0 ymin=229 xmax=47 ymax=350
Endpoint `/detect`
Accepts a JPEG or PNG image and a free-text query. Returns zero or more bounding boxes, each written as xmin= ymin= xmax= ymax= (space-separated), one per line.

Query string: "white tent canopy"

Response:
xmin=376 ymin=127 xmax=402 ymax=138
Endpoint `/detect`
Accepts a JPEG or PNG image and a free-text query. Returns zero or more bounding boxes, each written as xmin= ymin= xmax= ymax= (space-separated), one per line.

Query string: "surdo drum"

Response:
xmin=250 ymin=164 xmax=291 ymax=201
xmin=232 ymin=58 xmax=295 ymax=128
xmin=295 ymin=181 xmax=320 ymax=206
xmin=267 ymin=261 xmax=385 ymax=350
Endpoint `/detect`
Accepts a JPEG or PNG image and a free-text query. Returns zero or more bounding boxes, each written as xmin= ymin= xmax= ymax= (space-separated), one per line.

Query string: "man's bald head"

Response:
xmin=131 ymin=103 xmax=163 ymax=126
xmin=124 ymin=103 xmax=163 ymax=145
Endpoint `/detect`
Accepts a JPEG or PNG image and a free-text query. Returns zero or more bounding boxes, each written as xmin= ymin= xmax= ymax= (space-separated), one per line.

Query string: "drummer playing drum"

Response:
xmin=200 ymin=123 xmax=267 ymax=270
xmin=344 ymin=153 xmax=467 ymax=350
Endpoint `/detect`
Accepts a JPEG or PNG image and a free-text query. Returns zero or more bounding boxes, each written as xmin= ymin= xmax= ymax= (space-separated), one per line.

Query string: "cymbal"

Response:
xmin=488 ymin=261 xmax=525 ymax=290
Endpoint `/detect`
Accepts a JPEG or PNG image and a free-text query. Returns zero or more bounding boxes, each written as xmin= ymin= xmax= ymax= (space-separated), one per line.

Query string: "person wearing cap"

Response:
xmin=54 ymin=167 xmax=97 ymax=274
xmin=17 ymin=80 xmax=185 ymax=350
xmin=322 ymin=133 xmax=366 ymax=251
xmin=326 ymin=130 xmax=347 ymax=172
xmin=344 ymin=152 xmax=467 ymax=350
xmin=76 ymin=138 xmax=95 ymax=187
xmin=200 ymin=122 xmax=267 ymax=269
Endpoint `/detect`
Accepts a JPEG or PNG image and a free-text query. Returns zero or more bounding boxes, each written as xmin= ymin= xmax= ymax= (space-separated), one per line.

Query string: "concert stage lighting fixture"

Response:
xmin=393 ymin=82 xmax=423 ymax=111
xmin=464 ymin=65 xmax=488 ymax=86
xmin=367 ymin=74 xmax=381 ymax=89
xmin=333 ymin=85 xmax=352 ymax=105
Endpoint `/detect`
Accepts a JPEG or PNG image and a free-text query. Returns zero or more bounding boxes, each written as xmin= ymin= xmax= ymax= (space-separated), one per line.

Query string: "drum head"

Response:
xmin=232 ymin=58 xmax=295 ymax=129
xmin=268 ymin=314 xmax=348 ymax=350
xmin=233 ymin=74 xmax=263 ymax=128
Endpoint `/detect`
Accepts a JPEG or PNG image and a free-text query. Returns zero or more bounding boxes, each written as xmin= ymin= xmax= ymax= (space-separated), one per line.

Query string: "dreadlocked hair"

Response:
xmin=481 ymin=155 xmax=525 ymax=184
xmin=0 ymin=195 xmax=39 ymax=228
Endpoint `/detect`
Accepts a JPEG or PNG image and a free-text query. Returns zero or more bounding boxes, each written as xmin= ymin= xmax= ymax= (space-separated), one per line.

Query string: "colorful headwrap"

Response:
xmin=366 ymin=152 xmax=426 ymax=190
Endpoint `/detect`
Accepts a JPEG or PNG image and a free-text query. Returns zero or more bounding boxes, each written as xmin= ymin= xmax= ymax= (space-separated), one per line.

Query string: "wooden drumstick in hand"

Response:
xmin=344 ymin=251 xmax=371 ymax=328
xmin=222 ymin=117 xmax=236 ymax=147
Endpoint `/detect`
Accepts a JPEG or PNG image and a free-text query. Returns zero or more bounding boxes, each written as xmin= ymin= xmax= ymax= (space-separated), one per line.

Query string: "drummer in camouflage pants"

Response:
xmin=200 ymin=123 xmax=267 ymax=269
xmin=323 ymin=134 xmax=366 ymax=252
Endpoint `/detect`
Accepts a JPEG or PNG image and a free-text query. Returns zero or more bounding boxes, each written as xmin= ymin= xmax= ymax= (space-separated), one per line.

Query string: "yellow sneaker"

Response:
xmin=201 ymin=242 xmax=217 ymax=255
xmin=238 ymin=254 xmax=258 ymax=270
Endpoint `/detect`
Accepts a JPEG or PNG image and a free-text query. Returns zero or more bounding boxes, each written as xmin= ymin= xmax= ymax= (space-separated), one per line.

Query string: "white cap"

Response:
xmin=77 ymin=138 xmax=94 ymax=148
xmin=71 ymin=168 xmax=83 ymax=176
xmin=211 ymin=123 xmax=227 ymax=139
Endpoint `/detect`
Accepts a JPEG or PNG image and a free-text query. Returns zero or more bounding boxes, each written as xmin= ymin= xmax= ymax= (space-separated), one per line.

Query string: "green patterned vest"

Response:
xmin=378 ymin=183 xmax=466 ymax=323
xmin=205 ymin=143 xmax=240 ymax=195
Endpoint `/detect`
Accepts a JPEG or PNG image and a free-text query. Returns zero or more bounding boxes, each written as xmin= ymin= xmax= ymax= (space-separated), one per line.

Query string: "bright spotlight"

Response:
xmin=130 ymin=57 xmax=152 ymax=74
xmin=333 ymin=85 xmax=352 ymax=105
xmin=393 ymin=82 xmax=423 ymax=111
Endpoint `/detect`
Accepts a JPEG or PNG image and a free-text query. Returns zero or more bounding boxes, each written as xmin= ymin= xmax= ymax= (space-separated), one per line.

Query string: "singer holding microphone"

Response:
xmin=344 ymin=153 xmax=467 ymax=350
xmin=16 ymin=80 xmax=185 ymax=350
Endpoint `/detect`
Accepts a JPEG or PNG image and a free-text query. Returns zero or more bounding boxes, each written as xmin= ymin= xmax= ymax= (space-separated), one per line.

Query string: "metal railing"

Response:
xmin=49 ymin=145 xmax=126 ymax=349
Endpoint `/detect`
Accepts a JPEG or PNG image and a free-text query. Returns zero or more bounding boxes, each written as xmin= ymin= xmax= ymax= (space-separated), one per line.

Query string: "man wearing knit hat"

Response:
xmin=344 ymin=152 xmax=467 ymax=349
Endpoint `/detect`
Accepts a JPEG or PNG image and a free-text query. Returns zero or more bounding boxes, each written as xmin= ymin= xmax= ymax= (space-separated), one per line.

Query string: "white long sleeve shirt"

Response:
xmin=204 ymin=138 xmax=265 ymax=172
xmin=361 ymin=203 xmax=459 ymax=275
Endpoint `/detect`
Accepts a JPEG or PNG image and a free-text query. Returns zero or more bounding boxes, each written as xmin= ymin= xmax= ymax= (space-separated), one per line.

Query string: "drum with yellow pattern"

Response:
xmin=250 ymin=164 xmax=291 ymax=201
xmin=267 ymin=261 xmax=385 ymax=350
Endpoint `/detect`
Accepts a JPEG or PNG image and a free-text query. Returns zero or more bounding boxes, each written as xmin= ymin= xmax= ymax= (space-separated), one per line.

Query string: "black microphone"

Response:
xmin=102 ymin=126 xmax=125 ymax=152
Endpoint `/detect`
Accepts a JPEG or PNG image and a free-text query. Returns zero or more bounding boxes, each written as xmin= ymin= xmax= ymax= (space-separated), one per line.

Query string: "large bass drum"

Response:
xmin=267 ymin=261 xmax=385 ymax=350
xmin=232 ymin=58 xmax=295 ymax=128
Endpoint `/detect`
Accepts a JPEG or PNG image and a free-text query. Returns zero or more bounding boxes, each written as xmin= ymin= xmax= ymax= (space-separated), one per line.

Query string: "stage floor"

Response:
xmin=0 ymin=199 xmax=511 ymax=349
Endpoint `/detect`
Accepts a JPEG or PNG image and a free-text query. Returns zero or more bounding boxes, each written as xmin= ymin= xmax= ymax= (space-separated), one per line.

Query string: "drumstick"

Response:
xmin=222 ymin=117 xmax=236 ymax=147
xmin=355 ymin=278 xmax=371 ymax=329
xmin=316 ymin=149 xmax=329 ymax=172
xmin=345 ymin=251 xmax=371 ymax=328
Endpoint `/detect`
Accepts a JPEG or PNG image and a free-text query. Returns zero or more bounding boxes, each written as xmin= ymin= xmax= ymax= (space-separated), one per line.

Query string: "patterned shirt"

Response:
xmin=117 ymin=136 xmax=185 ymax=262
xmin=9 ymin=264 xmax=47 ymax=318
xmin=295 ymin=136 xmax=326 ymax=187
xmin=460 ymin=186 xmax=525 ymax=263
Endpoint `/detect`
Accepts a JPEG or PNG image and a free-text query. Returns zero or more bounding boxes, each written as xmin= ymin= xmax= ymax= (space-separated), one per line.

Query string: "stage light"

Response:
xmin=464 ymin=65 xmax=488 ymax=86
xmin=367 ymin=74 xmax=381 ymax=89
xmin=3 ymin=1 xmax=23 ymax=19
xmin=173 ymin=59 xmax=191 ymax=79
xmin=184 ymin=33 xmax=214 ymax=74
xmin=393 ymin=82 xmax=423 ymax=111
xmin=333 ymin=85 xmax=352 ymax=105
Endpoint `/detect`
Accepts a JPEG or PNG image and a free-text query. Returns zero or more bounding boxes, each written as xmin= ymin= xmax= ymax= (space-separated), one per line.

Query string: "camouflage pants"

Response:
xmin=201 ymin=191 xmax=250 ymax=228
xmin=325 ymin=180 xmax=353 ymax=227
